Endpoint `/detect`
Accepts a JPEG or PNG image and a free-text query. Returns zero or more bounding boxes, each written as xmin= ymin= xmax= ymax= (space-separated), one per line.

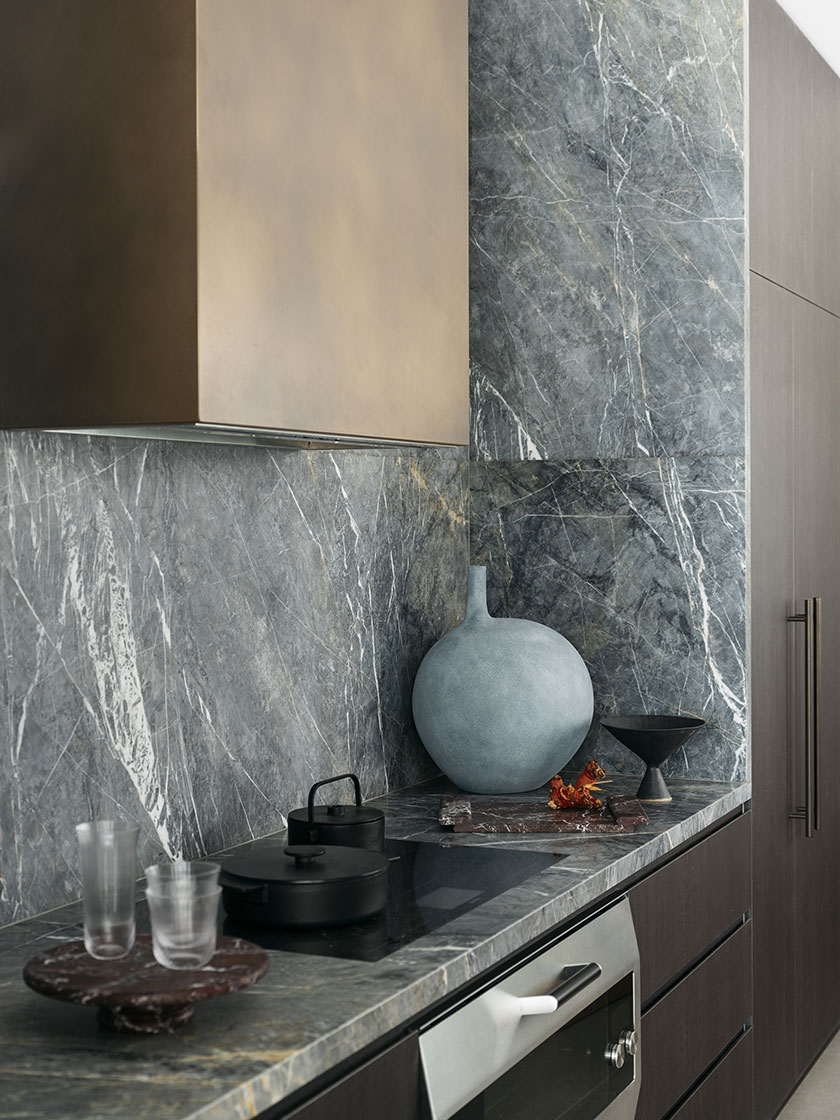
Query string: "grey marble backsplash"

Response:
xmin=470 ymin=458 xmax=747 ymax=781
xmin=468 ymin=0 xmax=747 ymax=781
xmin=470 ymin=0 xmax=745 ymax=463
xmin=0 ymin=433 xmax=467 ymax=923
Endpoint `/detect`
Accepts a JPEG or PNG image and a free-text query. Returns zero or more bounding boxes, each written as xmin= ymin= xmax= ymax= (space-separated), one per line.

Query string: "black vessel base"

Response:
xmin=637 ymin=765 xmax=672 ymax=802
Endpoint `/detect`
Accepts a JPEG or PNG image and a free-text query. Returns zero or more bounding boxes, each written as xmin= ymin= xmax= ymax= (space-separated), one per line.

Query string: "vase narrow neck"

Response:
xmin=465 ymin=566 xmax=491 ymax=622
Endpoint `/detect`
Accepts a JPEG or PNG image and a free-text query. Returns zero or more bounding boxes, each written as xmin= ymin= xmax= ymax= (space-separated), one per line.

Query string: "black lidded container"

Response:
xmin=287 ymin=773 xmax=385 ymax=852
xmin=219 ymin=844 xmax=389 ymax=928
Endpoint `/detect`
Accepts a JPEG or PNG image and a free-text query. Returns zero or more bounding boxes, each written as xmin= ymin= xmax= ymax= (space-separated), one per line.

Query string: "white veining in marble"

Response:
xmin=0 ymin=432 xmax=467 ymax=923
xmin=0 ymin=775 xmax=749 ymax=1120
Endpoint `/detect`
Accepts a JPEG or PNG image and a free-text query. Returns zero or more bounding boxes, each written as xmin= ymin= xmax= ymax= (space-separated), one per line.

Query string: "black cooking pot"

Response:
xmin=287 ymin=773 xmax=385 ymax=851
xmin=219 ymin=843 xmax=389 ymax=928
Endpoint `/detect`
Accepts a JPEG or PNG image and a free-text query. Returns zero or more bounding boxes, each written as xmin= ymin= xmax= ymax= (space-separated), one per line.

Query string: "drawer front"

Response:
xmin=629 ymin=811 xmax=751 ymax=1004
xmin=670 ymin=1029 xmax=753 ymax=1120
xmin=282 ymin=1034 xmax=420 ymax=1120
xmin=636 ymin=922 xmax=752 ymax=1120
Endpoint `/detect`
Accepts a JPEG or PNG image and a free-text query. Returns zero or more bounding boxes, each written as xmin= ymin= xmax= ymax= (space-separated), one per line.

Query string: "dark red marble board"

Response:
xmin=439 ymin=793 xmax=649 ymax=834
xmin=23 ymin=934 xmax=269 ymax=1033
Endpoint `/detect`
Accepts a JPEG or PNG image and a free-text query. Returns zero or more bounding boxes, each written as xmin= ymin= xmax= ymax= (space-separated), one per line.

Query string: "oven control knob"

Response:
xmin=604 ymin=1041 xmax=626 ymax=1069
xmin=619 ymin=1030 xmax=637 ymax=1056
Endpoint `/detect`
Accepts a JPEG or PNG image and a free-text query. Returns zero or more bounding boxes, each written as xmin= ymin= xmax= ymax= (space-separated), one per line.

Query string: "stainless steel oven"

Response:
xmin=419 ymin=896 xmax=640 ymax=1120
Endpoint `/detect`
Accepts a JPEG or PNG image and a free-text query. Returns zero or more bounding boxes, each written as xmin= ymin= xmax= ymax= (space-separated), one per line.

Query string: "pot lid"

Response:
xmin=287 ymin=803 xmax=384 ymax=828
xmin=222 ymin=843 xmax=388 ymax=887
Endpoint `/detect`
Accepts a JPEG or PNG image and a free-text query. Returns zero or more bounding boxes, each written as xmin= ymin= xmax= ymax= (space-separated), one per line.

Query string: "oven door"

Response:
xmin=419 ymin=897 xmax=640 ymax=1120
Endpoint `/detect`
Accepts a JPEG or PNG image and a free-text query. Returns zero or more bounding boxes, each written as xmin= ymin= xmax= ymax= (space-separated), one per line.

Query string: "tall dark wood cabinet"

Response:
xmin=749 ymin=273 xmax=797 ymax=1120
xmin=751 ymin=2 xmax=840 ymax=1116
xmin=790 ymin=299 xmax=840 ymax=1077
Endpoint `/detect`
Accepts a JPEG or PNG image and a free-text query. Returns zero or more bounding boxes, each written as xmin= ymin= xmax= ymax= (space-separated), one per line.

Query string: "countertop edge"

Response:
xmin=185 ymin=780 xmax=751 ymax=1120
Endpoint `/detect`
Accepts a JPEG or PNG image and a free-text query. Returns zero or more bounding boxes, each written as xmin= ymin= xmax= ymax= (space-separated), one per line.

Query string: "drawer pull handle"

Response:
xmin=518 ymin=962 xmax=602 ymax=1016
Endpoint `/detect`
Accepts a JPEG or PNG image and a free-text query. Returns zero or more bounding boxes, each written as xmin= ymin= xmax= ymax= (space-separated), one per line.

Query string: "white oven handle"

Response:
xmin=518 ymin=962 xmax=602 ymax=1015
xmin=419 ymin=896 xmax=640 ymax=1120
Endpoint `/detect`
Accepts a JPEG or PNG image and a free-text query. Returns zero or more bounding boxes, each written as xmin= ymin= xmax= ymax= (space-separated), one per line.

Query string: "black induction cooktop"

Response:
xmin=220 ymin=839 xmax=561 ymax=962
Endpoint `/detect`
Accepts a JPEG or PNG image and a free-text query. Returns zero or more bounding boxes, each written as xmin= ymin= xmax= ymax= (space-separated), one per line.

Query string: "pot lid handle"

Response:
xmin=284 ymin=845 xmax=327 ymax=867
xmin=306 ymin=773 xmax=363 ymax=826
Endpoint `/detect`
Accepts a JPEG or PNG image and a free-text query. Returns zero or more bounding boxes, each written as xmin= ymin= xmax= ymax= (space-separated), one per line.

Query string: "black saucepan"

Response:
xmin=219 ymin=843 xmax=389 ymax=928
xmin=287 ymin=773 xmax=385 ymax=852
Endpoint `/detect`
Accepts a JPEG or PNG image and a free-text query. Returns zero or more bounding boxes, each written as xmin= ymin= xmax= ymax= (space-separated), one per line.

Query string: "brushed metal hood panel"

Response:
xmin=1 ymin=0 xmax=468 ymax=447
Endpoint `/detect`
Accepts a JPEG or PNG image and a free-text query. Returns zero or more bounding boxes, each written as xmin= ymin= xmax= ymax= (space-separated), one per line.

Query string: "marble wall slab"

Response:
xmin=0 ymin=433 xmax=467 ymax=923
xmin=470 ymin=458 xmax=747 ymax=782
xmin=468 ymin=0 xmax=747 ymax=783
xmin=470 ymin=0 xmax=745 ymax=461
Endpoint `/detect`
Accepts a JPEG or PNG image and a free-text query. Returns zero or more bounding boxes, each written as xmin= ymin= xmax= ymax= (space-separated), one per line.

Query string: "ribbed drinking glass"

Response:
xmin=144 ymin=860 xmax=221 ymax=970
xmin=75 ymin=819 xmax=140 ymax=960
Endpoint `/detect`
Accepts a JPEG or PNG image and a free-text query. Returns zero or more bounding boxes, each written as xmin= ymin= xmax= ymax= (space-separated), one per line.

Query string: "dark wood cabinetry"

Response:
xmin=669 ymin=1032 xmax=753 ymax=1120
xmin=790 ymin=298 xmax=840 ymax=1080
xmin=811 ymin=51 xmax=840 ymax=314
xmin=629 ymin=811 xmax=751 ymax=1005
xmin=630 ymin=812 xmax=752 ymax=1120
xmin=279 ymin=1033 xmax=420 ymax=1120
xmin=749 ymin=274 xmax=798 ymax=1119
xmin=751 ymin=4 xmax=840 ymax=1116
xmin=750 ymin=0 xmax=812 ymax=300
xmin=751 ymin=0 xmax=840 ymax=317
xmin=751 ymin=272 xmax=840 ymax=1120
xmin=637 ymin=924 xmax=752 ymax=1120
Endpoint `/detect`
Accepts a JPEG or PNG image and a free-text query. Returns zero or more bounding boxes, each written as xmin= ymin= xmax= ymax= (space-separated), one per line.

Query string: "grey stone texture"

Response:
xmin=0 ymin=775 xmax=748 ymax=1120
xmin=468 ymin=0 xmax=747 ymax=786
xmin=470 ymin=0 xmax=745 ymax=462
xmin=470 ymin=458 xmax=746 ymax=781
xmin=0 ymin=433 xmax=467 ymax=923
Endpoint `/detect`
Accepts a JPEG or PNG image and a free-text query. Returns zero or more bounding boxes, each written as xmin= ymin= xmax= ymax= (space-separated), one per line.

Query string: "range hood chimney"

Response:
xmin=0 ymin=0 xmax=468 ymax=448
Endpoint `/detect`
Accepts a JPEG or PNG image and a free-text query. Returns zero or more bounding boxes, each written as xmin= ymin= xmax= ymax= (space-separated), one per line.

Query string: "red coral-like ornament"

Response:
xmin=547 ymin=759 xmax=610 ymax=810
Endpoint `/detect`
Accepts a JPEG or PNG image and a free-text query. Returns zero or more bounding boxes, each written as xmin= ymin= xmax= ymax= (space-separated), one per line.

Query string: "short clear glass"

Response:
xmin=144 ymin=860 xmax=220 ymax=894
xmin=75 ymin=819 xmax=140 ymax=960
xmin=144 ymin=860 xmax=221 ymax=970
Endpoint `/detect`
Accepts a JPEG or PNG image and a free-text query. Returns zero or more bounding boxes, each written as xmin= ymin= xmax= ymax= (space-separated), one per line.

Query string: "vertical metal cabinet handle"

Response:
xmin=788 ymin=598 xmax=822 ymax=837
xmin=812 ymin=597 xmax=822 ymax=832
xmin=517 ymin=962 xmax=602 ymax=1016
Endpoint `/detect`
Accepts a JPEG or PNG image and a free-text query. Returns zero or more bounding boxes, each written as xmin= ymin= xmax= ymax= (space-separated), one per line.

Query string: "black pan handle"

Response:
xmin=307 ymin=773 xmax=363 ymax=826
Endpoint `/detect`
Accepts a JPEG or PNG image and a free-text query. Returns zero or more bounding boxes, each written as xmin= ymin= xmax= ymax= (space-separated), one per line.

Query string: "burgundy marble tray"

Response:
xmin=23 ymin=934 xmax=268 ymax=1034
xmin=439 ymin=793 xmax=649 ymax=834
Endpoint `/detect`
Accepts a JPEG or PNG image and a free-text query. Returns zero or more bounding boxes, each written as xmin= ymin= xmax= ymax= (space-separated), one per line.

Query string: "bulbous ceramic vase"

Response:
xmin=412 ymin=566 xmax=594 ymax=793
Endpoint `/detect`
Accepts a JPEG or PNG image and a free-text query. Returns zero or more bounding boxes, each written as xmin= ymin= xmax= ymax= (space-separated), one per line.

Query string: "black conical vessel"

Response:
xmin=600 ymin=715 xmax=705 ymax=802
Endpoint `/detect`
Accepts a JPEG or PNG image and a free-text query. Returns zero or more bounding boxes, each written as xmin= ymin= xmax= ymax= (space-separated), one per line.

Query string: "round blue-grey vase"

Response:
xmin=412 ymin=566 xmax=594 ymax=793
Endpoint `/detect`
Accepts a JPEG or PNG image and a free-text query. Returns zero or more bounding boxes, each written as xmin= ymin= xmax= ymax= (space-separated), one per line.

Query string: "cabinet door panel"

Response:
xmin=749 ymin=272 xmax=797 ymax=1120
xmin=636 ymin=924 xmax=752 ymax=1120
xmin=669 ymin=1030 xmax=753 ymax=1120
xmin=811 ymin=51 xmax=840 ymax=315
xmin=749 ymin=0 xmax=812 ymax=295
xmin=629 ymin=812 xmax=750 ymax=1005
xmin=792 ymin=299 xmax=840 ymax=1075
xmin=282 ymin=1034 xmax=420 ymax=1120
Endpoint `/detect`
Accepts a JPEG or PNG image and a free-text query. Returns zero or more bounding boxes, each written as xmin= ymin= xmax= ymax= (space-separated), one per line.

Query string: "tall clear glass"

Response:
xmin=75 ymin=819 xmax=139 ymax=960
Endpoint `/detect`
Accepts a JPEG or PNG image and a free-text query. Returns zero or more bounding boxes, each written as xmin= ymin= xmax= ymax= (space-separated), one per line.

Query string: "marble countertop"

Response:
xmin=0 ymin=775 xmax=749 ymax=1120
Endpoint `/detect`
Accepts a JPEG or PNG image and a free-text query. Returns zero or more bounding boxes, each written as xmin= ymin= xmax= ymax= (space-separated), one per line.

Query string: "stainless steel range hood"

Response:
xmin=0 ymin=0 xmax=468 ymax=448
